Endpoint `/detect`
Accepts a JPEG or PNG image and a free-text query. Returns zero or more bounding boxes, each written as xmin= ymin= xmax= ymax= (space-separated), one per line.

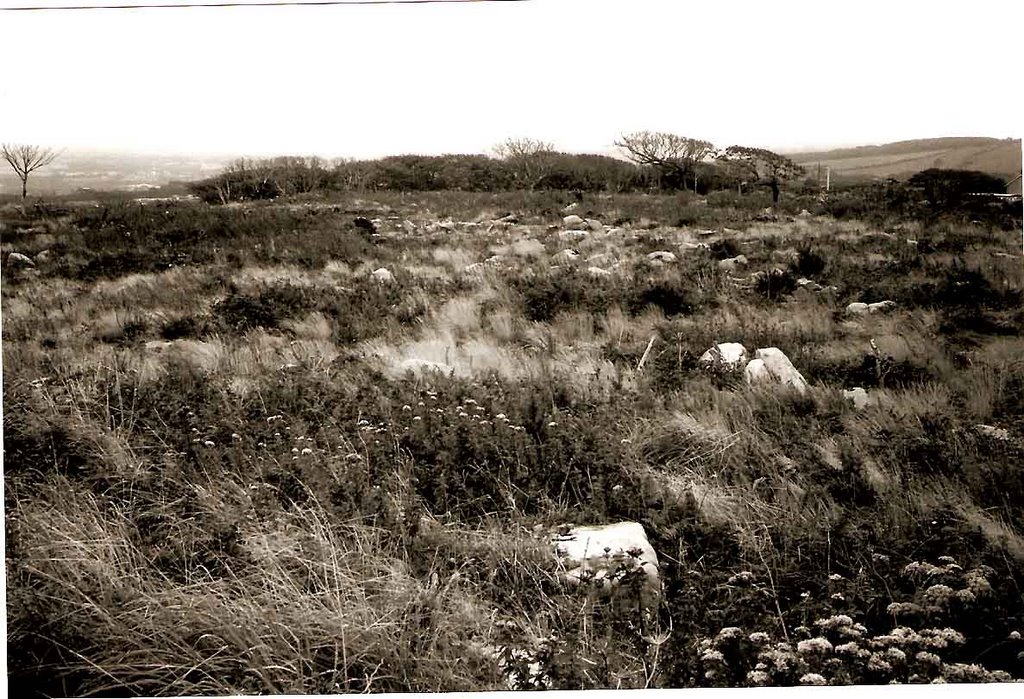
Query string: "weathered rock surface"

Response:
xmin=562 ymin=214 xmax=587 ymax=230
xmin=842 ymin=387 xmax=872 ymax=410
xmin=647 ymin=250 xmax=677 ymax=264
xmin=552 ymin=521 xmax=660 ymax=605
xmin=718 ymin=254 xmax=748 ymax=272
xmin=698 ymin=342 xmax=749 ymax=371
xmin=745 ymin=347 xmax=808 ymax=393
xmin=371 ymin=267 xmax=394 ymax=284
xmin=6 ymin=252 xmax=35 ymax=268
xmin=845 ymin=302 xmax=870 ymax=316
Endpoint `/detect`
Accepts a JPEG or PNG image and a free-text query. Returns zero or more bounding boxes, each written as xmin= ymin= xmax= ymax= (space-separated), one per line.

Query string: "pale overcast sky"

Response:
xmin=0 ymin=0 xmax=1020 ymax=158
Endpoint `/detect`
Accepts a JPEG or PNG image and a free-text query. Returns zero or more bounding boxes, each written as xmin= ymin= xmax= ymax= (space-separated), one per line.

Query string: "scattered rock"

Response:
xmin=6 ymin=252 xmax=35 ymax=269
xmin=562 ymin=214 xmax=587 ymax=230
xmin=552 ymin=521 xmax=660 ymax=607
xmin=586 ymin=266 xmax=612 ymax=278
xmin=796 ymin=278 xmax=822 ymax=292
xmin=746 ymin=347 xmax=808 ymax=394
xmin=718 ymin=254 xmax=748 ymax=272
xmin=402 ymin=220 xmax=417 ymax=234
xmin=697 ymin=228 xmax=716 ymax=237
xmin=842 ymin=387 xmax=872 ymax=410
xmin=370 ymin=267 xmax=394 ymax=284
xmin=34 ymin=249 xmax=52 ymax=264
xmin=975 ymin=424 xmax=1011 ymax=441
xmin=561 ymin=202 xmax=579 ymax=214
xmin=906 ymin=239 xmax=918 ymax=247
xmin=797 ymin=209 xmax=813 ymax=218
xmin=868 ymin=300 xmax=897 ymax=314
xmin=497 ymin=213 xmax=518 ymax=224
xmin=845 ymin=302 xmax=870 ymax=316
xmin=647 ymin=250 xmax=677 ymax=264
xmin=607 ymin=227 xmax=626 ymax=237
xmin=585 ymin=218 xmax=604 ymax=233
xmin=698 ymin=342 xmax=749 ymax=371
xmin=680 ymin=241 xmax=711 ymax=252
xmin=558 ymin=229 xmax=588 ymax=242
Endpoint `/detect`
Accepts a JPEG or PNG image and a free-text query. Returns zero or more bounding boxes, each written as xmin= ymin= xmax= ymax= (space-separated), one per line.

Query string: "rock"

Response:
xmin=561 ymin=202 xmax=579 ymax=214
xmin=144 ymin=340 xmax=173 ymax=352
xmin=681 ymin=241 xmax=711 ymax=252
xmin=370 ymin=267 xmax=394 ymax=284
xmin=551 ymin=249 xmax=581 ymax=265
xmin=585 ymin=218 xmax=604 ymax=233
xmin=718 ymin=254 xmax=748 ymax=272
xmin=698 ymin=342 xmax=749 ymax=371
xmin=747 ymin=347 xmax=808 ymax=394
xmin=845 ymin=302 xmax=870 ymax=316
xmin=562 ymin=214 xmax=586 ymax=230
xmin=697 ymin=228 xmax=716 ymax=237
xmin=797 ymin=209 xmax=813 ymax=218
xmin=497 ymin=213 xmax=518 ymax=223
xmin=842 ymin=387 xmax=872 ymax=410
xmin=647 ymin=250 xmax=677 ymax=264
xmin=586 ymin=266 xmax=612 ymax=278
xmin=34 ymin=249 xmax=52 ymax=264
xmin=796 ymin=277 xmax=822 ymax=292
xmin=552 ymin=521 xmax=660 ymax=607
xmin=906 ymin=239 xmax=918 ymax=247
xmin=587 ymin=252 xmax=615 ymax=266
xmin=6 ymin=252 xmax=35 ymax=269
xmin=463 ymin=262 xmax=486 ymax=274
xmin=402 ymin=219 xmax=417 ymax=234
xmin=607 ymin=227 xmax=626 ymax=237
xmin=868 ymin=300 xmax=897 ymax=314
xmin=744 ymin=358 xmax=770 ymax=384
xmin=558 ymin=229 xmax=588 ymax=242
xmin=975 ymin=424 xmax=1011 ymax=441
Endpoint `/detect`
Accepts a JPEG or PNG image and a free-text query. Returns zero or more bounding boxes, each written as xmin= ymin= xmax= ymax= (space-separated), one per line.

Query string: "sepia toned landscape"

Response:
xmin=3 ymin=0 xmax=1024 ymax=696
xmin=3 ymin=137 xmax=1023 ymax=694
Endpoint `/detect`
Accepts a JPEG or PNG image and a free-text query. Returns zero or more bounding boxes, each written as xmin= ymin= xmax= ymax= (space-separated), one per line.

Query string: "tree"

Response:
xmin=493 ymin=137 xmax=556 ymax=188
xmin=717 ymin=145 xmax=804 ymax=205
xmin=2 ymin=144 xmax=61 ymax=201
xmin=907 ymin=169 xmax=1006 ymax=210
xmin=614 ymin=131 xmax=715 ymax=191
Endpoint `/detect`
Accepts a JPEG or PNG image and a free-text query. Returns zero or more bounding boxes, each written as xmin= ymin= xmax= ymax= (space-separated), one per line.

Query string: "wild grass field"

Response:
xmin=3 ymin=189 xmax=1024 ymax=694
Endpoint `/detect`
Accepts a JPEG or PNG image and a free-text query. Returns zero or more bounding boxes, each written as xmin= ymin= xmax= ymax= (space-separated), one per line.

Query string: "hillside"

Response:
xmin=788 ymin=137 xmax=1022 ymax=183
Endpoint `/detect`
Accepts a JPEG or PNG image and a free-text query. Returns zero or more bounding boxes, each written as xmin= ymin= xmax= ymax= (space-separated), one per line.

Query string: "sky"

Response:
xmin=0 ymin=0 xmax=1021 ymax=159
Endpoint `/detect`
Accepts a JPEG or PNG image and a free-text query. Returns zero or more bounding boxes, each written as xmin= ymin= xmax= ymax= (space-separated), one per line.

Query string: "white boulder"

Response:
xmin=585 ymin=218 xmax=604 ymax=232
xmin=6 ymin=252 xmax=35 ymax=268
xmin=744 ymin=358 xmax=770 ymax=384
xmin=842 ymin=387 xmax=872 ymax=410
xmin=553 ymin=521 xmax=660 ymax=605
xmin=647 ymin=250 xmax=677 ymax=264
xmin=746 ymin=347 xmax=808 ymax=394
xmin=698 ymin=342 xmax=749 ymax=371
xmin=718 ymin=254 xmax=748 ymax=272
xmin=562 ymin=214 xmax=587 ymax=230
xmin=845 ymin=302 xmax=870 ymax=316
xmin=868 ymin=300 xmax=897 ymax=314
xmin=371 ymin=267 xmax=394 ymax=284
xmin=586 ymin=266 xmax=612 ymax=278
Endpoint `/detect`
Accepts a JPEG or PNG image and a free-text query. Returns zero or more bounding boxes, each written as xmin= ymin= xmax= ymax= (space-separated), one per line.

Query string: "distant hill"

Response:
xmin=0 ymin=149 xmax=234 ymax=196
xmin=787 ymin=137 xmax=1022 ymax=184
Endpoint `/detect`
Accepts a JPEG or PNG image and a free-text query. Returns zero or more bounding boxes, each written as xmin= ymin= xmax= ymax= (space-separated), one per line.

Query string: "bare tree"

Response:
xmin=2 ymin=144 xmax=62 ymax=201
xmin=493 ymin=137 xmax=556 ymax=187
xmin=614 ymin=131 xmax=715 ymax=191
xmin=717 ymin=145 xmax=805 ymax=205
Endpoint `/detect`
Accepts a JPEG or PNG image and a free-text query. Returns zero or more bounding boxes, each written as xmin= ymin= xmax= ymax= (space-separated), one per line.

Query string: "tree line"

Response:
xmin=184 ymin=133 xmax=813 ymax=204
